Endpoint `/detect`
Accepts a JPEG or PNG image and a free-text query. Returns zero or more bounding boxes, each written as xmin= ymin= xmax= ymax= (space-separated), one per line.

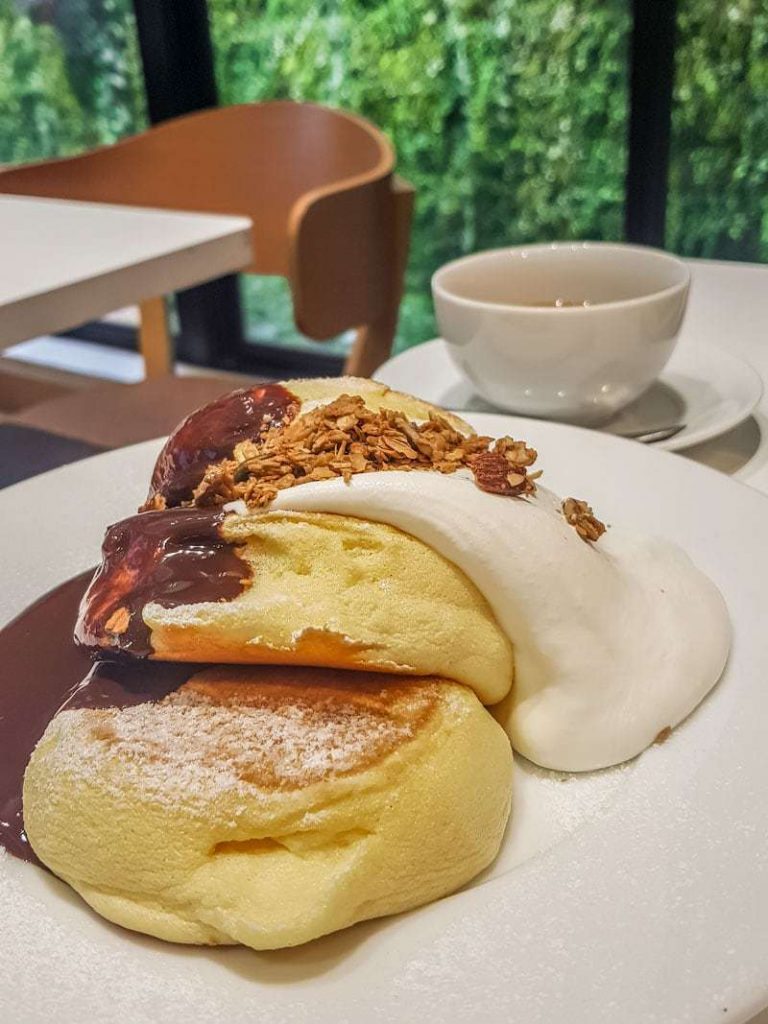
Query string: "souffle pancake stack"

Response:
xmin=22 ymin=377 xmax=730 ymax=950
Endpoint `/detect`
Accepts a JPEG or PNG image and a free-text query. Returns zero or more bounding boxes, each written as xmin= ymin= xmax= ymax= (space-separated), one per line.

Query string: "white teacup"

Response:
xmin=431 ymin=242 xmax=690 ymax=424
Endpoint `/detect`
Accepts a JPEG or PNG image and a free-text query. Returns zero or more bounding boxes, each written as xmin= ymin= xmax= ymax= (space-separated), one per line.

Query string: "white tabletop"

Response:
xmin=673 ymin=264 xmax=768 ymax=1024
xmin=667 ymin=258 xmax=768 ymax=494
xmin=0 ymin=195 xmax=253 ymax=348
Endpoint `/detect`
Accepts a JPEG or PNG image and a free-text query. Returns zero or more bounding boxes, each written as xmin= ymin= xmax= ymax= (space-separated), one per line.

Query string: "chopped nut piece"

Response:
xmin=105 ymin=607 xmax=130 ymax=635
xmin=496 ymin=437 xmax=538 ymax=468
xmin=140 ymin=492 xmax=167 ymax=513
xmin=470 ymin=452 xmax=535 ymax=497
xmin=561 ymin=497 xmax=606 ymax=542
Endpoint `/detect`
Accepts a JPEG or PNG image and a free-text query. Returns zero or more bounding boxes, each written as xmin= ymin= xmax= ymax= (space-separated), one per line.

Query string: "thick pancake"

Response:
xmin=23 ymin=666 xmax=513 ymax=950
xmin=78 ymin=510 xmax=514 ymax=705
xmin=76 ymin=375 xmax=513 ymax=704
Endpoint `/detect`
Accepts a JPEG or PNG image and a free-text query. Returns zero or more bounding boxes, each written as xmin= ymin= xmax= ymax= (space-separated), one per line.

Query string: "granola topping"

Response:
xmin=561 ymin=497 xmax=606 ymax=542
xmin=188 ymin=394 xmax=541 ymax=508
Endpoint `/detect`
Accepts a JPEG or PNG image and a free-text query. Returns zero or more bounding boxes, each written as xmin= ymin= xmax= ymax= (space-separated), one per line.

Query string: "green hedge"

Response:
xmin=2 ymin=0 xmax=766 ymax=353
xmin=0 ymin=0 xmax=145 ymax=161
xmin=669 ymin=0 xmax=768 ymax=261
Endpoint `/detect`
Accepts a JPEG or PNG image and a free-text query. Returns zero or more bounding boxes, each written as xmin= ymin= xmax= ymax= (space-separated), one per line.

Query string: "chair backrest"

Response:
xmin=0 ymin=101 xmax=398 ymax=339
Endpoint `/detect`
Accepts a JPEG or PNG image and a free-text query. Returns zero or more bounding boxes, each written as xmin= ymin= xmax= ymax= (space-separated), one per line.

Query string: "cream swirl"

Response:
xmin=271 ymin=470 xmax=730 ymax=771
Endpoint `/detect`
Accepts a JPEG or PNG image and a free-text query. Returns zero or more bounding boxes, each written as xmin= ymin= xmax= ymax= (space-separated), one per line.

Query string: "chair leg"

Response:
xmin=344 ymin=176 xmax=415 ymax=378
xmin=139 ymin=297 xmax=173 ymax=378
xmin=344 ymin=313 xmax=398 ymax=377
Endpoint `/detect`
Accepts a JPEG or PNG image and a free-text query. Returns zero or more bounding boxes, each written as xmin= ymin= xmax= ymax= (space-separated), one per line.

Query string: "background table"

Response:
xmin=0 ymin=194 xmax=252 ymax=348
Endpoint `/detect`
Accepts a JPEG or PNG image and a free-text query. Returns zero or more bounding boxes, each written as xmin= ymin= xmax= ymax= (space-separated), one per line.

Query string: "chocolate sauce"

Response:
xmin=76 ymin=508 xmax=250 ymax=657
xmin=0 ymin=572 xmax=201 ymax=864
xmin=148 ymin=383 xmax=299 ymax=504
xmin=1 ymin=387 xmax=300 ymax=864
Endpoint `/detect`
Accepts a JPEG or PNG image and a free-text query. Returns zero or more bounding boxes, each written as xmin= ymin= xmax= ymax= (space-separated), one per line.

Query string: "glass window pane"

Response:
xmin=668 ymin=0 xmax=768 ymax=263
xmin=209 ymin=0 xmax=629 ymax=353
xmin=240 ymin=275 xmax=353 ymax=358
xmin=0 ymin=0 xmax=146 ymax=165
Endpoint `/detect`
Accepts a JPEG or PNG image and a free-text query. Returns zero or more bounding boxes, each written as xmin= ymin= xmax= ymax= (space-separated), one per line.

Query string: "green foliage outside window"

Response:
xmin=0 ymin=0 xmax=766 ymax=356
xmin=0 ymin=0 xmax=145 ymax=161
xmin=0 ymin=0 xmax=87 ymax=162
xmin=669 ymin=0 xmax=768 ymax=262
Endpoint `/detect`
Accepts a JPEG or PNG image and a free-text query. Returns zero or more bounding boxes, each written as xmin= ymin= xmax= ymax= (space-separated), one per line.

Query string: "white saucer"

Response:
xmin=377 ymin=338 xmax=763 ymax=451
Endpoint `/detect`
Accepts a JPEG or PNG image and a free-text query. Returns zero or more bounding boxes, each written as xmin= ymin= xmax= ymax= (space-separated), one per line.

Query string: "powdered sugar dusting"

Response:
xmin=31 ymin=676 xmax=440 ymax=811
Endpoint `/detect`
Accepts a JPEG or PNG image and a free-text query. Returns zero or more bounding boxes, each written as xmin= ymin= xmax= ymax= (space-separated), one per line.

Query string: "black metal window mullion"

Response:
xmin=131 ymin=0 xmax=248 ymax=371
xmin=624 ymin=0 xmax=678 ymax=247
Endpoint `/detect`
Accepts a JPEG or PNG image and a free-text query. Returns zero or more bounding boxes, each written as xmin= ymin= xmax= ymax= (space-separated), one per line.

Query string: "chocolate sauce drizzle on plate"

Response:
xmin=1 ymin=383 xmax=298 ymax=864
xmin=0 ymin=573 xmax=202 ymax=864
xmin=0 ymin=513 xmax=247 ymax=863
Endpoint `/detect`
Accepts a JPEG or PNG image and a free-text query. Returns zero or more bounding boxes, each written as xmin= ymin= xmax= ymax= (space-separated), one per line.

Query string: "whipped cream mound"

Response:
xmin=270 ymin=470 xmax=730 ymax=772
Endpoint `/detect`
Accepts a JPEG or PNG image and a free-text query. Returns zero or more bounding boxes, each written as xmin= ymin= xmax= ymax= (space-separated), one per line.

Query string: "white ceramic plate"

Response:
xmin=1 ymin=424 xmax=768 ymax=1024
xmin=377 ymin=338 xmax=763 ymax=451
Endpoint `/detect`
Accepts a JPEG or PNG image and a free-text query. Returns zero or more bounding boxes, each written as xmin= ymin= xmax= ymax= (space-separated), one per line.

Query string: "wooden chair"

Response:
xmin=0 ymin=101 xmax=414 ymax=446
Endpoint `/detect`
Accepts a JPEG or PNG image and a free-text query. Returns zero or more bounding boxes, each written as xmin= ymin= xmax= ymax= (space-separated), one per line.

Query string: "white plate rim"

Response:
xmin=1 ymin=427 xmax=768 ymax=1024
xmin=377 ymin=338 xmax=764 ymax=452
